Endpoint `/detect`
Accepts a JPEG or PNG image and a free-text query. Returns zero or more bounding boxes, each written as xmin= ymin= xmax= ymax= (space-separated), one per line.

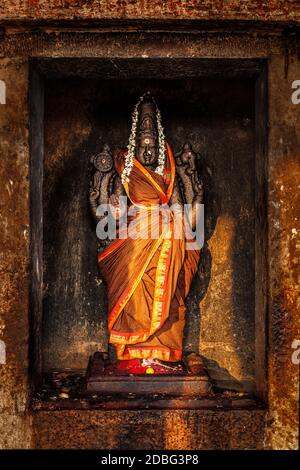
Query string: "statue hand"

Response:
xmin=93 ymin=171 xmax=101 ymax=187
xmin=192 ymin=178 xmax=204 ymax=204
xmin=109 ymin=194 xmax=119 ymax=207
xmin=109 ymin=193 xmax=126 ymax=219
xmin=90 ymin=187 xmax=100 ymax=200
xmin=180 ymin=143 xmax=197 ymax=166
xmin=194 ymin=178 xmax=203 ymax=194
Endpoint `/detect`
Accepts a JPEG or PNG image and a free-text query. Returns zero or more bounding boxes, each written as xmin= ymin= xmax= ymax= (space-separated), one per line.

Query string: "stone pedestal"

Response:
xmin=85 ymin=352 xmax=212 ymax=397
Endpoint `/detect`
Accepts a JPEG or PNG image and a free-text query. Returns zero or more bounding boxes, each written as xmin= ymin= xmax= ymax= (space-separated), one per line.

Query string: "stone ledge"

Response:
xmin=0 ymin=1 xmax=300 ymax=24
xmin=31 ymin=394 xmax=265 ymax=411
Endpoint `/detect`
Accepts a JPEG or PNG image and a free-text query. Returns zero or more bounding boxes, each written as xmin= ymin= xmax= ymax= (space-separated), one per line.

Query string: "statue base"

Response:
xmin=85 ymin=352 xmax=212 ymax=397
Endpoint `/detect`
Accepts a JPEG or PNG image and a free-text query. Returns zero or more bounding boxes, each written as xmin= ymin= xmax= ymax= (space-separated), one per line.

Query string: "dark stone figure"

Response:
xmin=87 ymin=92 xmax=211 ymax=395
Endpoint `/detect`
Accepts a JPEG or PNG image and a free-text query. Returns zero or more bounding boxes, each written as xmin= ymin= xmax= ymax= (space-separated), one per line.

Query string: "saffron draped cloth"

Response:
xmin=98 ymin=143 xmax=200 ymax=362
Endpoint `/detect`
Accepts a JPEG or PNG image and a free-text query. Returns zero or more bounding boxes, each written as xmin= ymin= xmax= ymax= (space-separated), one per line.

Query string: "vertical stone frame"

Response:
xmin=29 ymin=65 xmax=44 ymax=391
xmin=254 ymin=63 xmax=268 ymax=402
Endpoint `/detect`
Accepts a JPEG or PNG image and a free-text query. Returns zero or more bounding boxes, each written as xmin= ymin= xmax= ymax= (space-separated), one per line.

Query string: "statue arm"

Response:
xmin=175 ymin=142 xmax=204 ymax=231
xmin=113 ymin=175 xmax=126 ymax=198
xmin=169 ymin=175 xmax=184 ymax=207
xmin=89 ymin=145 xmax=120 ymax=224
xmin=89 ymin=172 xmax=101 ymax=223
xmin=190 ymin=179 xmax=204 ymax=231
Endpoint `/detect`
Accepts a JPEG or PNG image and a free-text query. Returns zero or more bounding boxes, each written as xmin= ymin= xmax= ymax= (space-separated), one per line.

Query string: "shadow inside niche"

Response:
xmin=202 ymin=356 xmax=256 ymax=393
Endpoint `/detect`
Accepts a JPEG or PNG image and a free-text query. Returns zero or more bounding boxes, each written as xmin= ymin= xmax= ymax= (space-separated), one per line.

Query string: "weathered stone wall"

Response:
xmin=0 ymin=1 xmax=300 ymax=23
xmin=0 ymin=3 xmax=299 ymax=451
xmin=266 ymin=51 xmax=300 ymax=449
xmin=32 ymin=409 xmax=267 ymax=450
xmin=0 ymin=59 xmax=33 ymax=447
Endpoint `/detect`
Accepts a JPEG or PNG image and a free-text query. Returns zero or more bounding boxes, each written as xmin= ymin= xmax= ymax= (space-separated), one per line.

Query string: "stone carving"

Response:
xmin=87 ymin=92 xmax=209 ymax=390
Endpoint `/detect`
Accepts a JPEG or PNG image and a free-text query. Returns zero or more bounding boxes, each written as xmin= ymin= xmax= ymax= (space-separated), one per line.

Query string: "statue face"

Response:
xmin=136 ymin=133 xmax=158 ymax=167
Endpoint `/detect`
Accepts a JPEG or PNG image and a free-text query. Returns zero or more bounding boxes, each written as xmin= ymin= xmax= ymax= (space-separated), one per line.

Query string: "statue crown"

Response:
xmin=137 ymin=92 xmax=157 ymax=137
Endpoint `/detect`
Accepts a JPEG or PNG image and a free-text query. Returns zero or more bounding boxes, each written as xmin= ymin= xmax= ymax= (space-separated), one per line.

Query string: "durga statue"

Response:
xmin=89 ymin=92 xmax=206 ymax=377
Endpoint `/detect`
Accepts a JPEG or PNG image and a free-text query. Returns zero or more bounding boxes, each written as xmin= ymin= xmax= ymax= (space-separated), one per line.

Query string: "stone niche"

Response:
xmin=29 ymin=57 xmax=267 ymax=400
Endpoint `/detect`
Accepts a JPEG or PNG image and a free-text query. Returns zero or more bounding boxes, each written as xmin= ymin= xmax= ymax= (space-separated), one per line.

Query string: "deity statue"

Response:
xmin=89 ymin=92 xmax=207 ymax=378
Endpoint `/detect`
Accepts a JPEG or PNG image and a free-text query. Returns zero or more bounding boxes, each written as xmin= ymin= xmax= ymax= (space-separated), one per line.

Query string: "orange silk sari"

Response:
xmin=98 ymin=143 xmax=200 ymax=361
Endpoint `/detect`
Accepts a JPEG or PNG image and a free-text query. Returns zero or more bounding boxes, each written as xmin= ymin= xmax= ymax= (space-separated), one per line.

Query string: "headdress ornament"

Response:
xmin=121 ymin=91 xmax=166 ymax=185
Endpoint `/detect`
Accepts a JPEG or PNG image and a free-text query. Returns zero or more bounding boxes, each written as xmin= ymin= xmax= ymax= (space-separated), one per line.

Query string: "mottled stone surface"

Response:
xmin=0 ymin=9 xmax=299 ymax=451
xmin=0 ymin=1 xmax=300 ymax=23
xmin=265 ymin=53 xmax=300 ymax=450
xmin=0 ymin=59 xmax=33 ymax=448
xmin=32 ymin=409 xmax=266 ymax=450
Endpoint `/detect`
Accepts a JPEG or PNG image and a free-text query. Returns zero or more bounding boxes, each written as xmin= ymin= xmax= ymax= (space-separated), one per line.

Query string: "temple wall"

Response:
xmin=0 ymin=1 xmax=300 ymax=23
xmin=0 ymin=58 xmax=33 ymax=447
xmin=0 ymin=2 xmax=299 ymax=450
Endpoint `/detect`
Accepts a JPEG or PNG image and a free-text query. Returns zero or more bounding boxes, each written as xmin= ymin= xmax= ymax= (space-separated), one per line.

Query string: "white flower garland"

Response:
xmin=121 ymin=93 xmax=166 ymax=185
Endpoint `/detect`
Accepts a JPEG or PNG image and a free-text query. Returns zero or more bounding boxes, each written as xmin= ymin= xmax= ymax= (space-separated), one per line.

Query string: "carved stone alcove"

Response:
xmin=29 ymin=57 xmax=267 ymax=408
